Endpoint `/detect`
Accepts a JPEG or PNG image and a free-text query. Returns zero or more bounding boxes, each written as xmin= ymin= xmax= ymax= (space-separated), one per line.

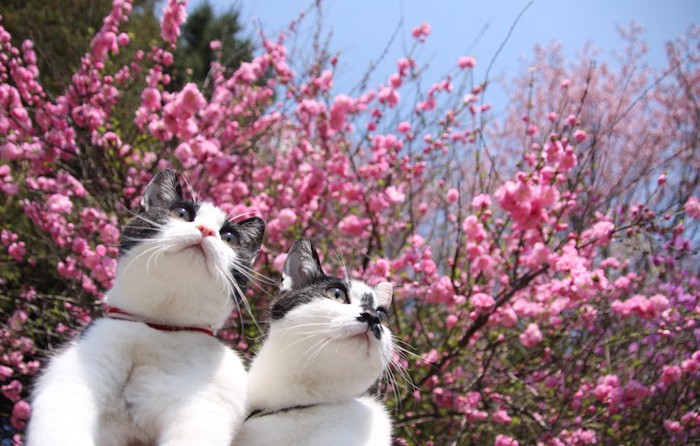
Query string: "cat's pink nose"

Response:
xmin=196 ymin=224 xmax=217 ymax=238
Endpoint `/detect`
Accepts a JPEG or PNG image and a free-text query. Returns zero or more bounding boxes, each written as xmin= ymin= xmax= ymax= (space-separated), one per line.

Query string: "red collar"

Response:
xmin=107 ymin=307 xmax=216 ymax=337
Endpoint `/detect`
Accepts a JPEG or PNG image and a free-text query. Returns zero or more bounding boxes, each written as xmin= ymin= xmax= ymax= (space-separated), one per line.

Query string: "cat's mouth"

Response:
xmin=177 ymin=241 xmax=211 ymax=265
xmin=345 ymin=329 xmax=375 ymax=352
xmin=180 ymin=242 xmax=206 ymax=255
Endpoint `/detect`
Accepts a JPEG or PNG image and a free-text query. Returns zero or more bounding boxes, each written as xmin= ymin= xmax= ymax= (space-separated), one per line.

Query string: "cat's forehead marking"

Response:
xmin=349 ymin=280 xmax=373 ymax=299
xmin=195 ymin=202 xmax=226 ymax=225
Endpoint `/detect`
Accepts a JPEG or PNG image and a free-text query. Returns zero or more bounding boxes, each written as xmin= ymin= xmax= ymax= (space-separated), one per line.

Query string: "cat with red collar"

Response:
xmin=27 ymin=170 xmax=265 ymax=446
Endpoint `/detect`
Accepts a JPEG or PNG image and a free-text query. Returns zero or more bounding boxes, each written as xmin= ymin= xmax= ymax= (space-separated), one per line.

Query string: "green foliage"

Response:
xmin=1 ymin=0 xmax=160 ymax=96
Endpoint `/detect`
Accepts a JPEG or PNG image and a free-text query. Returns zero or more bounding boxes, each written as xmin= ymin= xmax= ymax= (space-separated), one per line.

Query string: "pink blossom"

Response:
xmin=526 ymin=242 xmax=552 ymax=267
xmin=664 ymin=419 xmax=683 ymax=434
xmin=276 ymin=208 xmax=297 ymax=229
xmin=396 ymin=57 xmax=415 ymax=75
xmin=385 ymin=186 xmax=406 ymax=204
xmin=378 ymin=87 xmax=400 ymax=107
xmin=446 ymin=314 xmax=458 ymax=330
xmin=471 ymin=194 xmax=491 ymax=209
xmin=8 ymin=241 xmax=26 ymax=262
xmin=612 ymin=294 xmax=668 ymax=320
xmin=594 ymin=374 xmax=622 ymax=404
xmin=272 ymin=253 xmax=287 ymax=272
xmin=411 ymin=22 xmax=431 ymax=42
xmin=462 ymin=215 xmax=486 ymax=243
xmin=648 ymin=294 xmax=670 ymax=314
xmin=141 ymin=87 xmax=161 ymax=110
xmin=338 ymin=215 xmax=371 ymax=236
xmin=117 ymin=32 xmax=130 ymax=47
xmin=161 ymin=0 xmax=187 ymax=44
xmin=446 ymin=188 xmax=459 ymax=203
xmin=428 ymin=276 xmax=454 ymax=304
xmin=457 ymin=56 xmax=477 ymax=69
xmin=48 ymin=193 xmax=73 ymax=213
xmin=1 ymin=142 xmax=24 ymax=160
xmin=388 ymin=73 xmax=402 ymax=88
xmin=397 ymin=121 xmax=411 ymax=133
xmin=470 ymin=292 xmax=495 ymax=311
xmin=519 ymin=323 xmax=543 ymax=348
xmin=2 ymin=380 xmax=22 ymax=402
xmin=685 ymin=196 xmax=700 ymax=219
xmin=494 ymin=434 xmax=519 ymax=446
xmin=373 ymin=258 xmax=391 ymax=278
xmin=582 ymin=220 xmax=614 ymax=246
xmin=11 ymin=400 xmax=30 ymax=430
xmin=499 ymin=307 xmax=518 ymax=327
xmin=681 ymin=357 xmax=699 ymax=374
xmin=0 ymin=365 xmax=13 ymax=381
xmin=493 ymin=409 xmax=512 ymax=424
xmin=176 ymin=83 xmax=206 ymax=116
xmin=313 ymin=69 xmax=333 ymax=92
xmin=297 ymin=98 xmax=326 ymax=117
xmin=660 ymin=364 xmax=683 ymax=386
xmin=330 ymin=94 xmax=355 ymax=131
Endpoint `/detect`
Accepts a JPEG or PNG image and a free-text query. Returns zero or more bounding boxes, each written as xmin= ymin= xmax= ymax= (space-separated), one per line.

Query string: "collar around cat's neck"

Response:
xmin=245 ymin=404 xmax=318 ymax=422
xmin=107 ymin=307 xmax=216 ymax=337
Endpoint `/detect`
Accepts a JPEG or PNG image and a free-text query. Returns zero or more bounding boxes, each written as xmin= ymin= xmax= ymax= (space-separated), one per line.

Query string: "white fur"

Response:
xmin=233 ymin=280 xmax=394 ymax=446
xmin=234 ymin=397 xmax=391 ymax=446
xmin=108 ymin=203 xmax=239 ymax=329
xmin=27 ymin=202 xmax=249 ymax=445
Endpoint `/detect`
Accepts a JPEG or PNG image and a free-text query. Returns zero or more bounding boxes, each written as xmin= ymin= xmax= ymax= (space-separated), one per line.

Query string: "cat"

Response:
xmin=26 ymin=169 xmax=265 ymax=446
xmin=232 ymin=238 xmax=395 ymax=446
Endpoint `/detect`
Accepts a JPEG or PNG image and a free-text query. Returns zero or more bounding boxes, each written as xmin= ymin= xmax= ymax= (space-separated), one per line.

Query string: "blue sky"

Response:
xmin=191 ymin=0 xmax=698 ymax=113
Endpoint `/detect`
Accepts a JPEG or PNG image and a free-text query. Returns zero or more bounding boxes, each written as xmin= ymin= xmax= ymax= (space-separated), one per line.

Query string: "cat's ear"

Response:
xmin=281 ymin=239 xmax=323 ymax=291
xmin=141 ymin=169 xmax=183 ymax=210
xmin=375 ymin=281 xmax=393 ymax=308
xmin=235 ymin=217 xmax=265 ymax=258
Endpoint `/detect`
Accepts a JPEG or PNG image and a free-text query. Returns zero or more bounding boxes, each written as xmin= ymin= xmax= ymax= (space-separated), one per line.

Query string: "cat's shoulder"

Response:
xmin=59 ymin=318 xmax=239 ymax=363
xmin=236 ymin=397 xmax=391 ymax=446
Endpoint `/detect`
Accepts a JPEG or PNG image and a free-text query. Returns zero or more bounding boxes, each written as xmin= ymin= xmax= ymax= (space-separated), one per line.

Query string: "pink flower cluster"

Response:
xmin=1 ymin=2 xmax=699 ymax=444
xmin=611 ymin=294 xmax=670 ymax=320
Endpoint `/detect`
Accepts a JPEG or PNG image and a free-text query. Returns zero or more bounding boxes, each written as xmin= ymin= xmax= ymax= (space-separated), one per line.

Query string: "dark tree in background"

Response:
xmin=169 ymin=1 xmax=253 ymax=89
xmin=1 ymin=0 xmax=161 ymax=96
xmin=1 ymin=0 xmax=253 ymax=95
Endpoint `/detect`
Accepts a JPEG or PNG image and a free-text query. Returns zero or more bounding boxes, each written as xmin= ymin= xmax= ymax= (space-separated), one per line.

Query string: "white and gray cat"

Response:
xmin=27 ymin=169 xmax=265 ymax=446
xmin=233 ymin=239 xmax=395 ymax=446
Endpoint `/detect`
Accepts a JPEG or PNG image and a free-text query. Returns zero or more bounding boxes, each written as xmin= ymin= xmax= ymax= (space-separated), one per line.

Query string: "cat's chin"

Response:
xmin=172 ymin=243 xmax=207 ymax=259
xmin=334 ymin=329 xmax=388 ymax=363
xmin=168 ymin=240 xmax=222 ymax=274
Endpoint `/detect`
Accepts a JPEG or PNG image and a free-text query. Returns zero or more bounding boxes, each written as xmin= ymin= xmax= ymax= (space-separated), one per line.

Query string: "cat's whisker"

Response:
xmin=277 ymin=332 xmax=326 ymax=354
xmin=120 ymin=243 xmax=168 ymax=276
xmin=145 ymin=244 xmax=172 ymax=273
xmin=378 ymin=363 xmax=397 ymax=403
xmin=329 ymin=243 xmax=349 ymax=282
xmin=298 ymin=336 xmax=333 ymax=372
xmin=180 ymin=173 xmax=199 ymax=205
xmin=226 ymin=211 xmax=260 ymax=224
xmin=222 ymin=262 xmax=263 ymax=333
xmin=229 ymin=261 xmax=277 ymax=286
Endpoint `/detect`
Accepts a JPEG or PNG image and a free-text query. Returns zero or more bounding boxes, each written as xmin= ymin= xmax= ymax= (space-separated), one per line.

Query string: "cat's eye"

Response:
xmin=221 ymin=230 xmax=238 ymax=247
xmin=170 ymin=205 xmax=194 ymax=222
xmin=377 ymin=306 xmax=389 ymax=325
xmin=325 ymin=287 xmax=348 ymax=304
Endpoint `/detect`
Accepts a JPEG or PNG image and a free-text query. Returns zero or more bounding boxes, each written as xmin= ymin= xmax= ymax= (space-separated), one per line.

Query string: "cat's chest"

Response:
xmin=85 ymin=319 xmax=246 ymax=443
xmin=86 ymin=319 xmax=240 ymax=402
